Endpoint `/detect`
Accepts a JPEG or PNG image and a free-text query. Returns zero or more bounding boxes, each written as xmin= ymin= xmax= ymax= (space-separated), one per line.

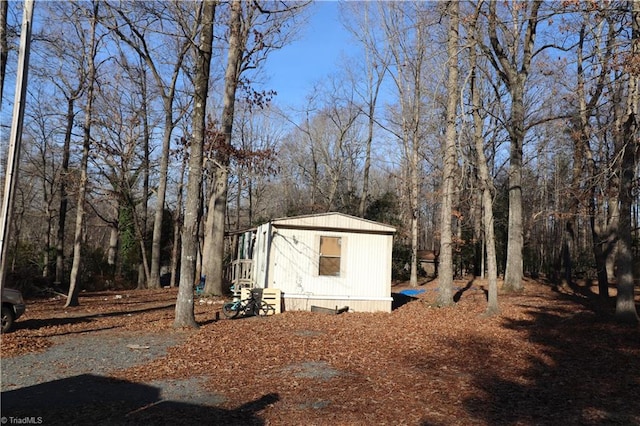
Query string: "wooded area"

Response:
xmin=1 ymin=1 xmax=638 ymax=324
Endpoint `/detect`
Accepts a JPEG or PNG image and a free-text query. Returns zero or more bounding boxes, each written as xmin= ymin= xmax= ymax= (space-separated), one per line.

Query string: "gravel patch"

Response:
xmin=281 ymin=361 xmax=343 ymax=381
xmin=1 ymin=329 xmax=227 ymax=424
xmin=1 ymin=329 xmax=184 ymax=391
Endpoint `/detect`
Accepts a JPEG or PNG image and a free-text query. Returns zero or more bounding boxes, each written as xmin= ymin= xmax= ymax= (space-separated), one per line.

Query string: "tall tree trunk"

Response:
xmin=484 ymin=1 xmax=541 ymax=293
xmin=468 ymin=4 xmax=499 ymax=315
xmin=174 ymin=0 xmax=216 ymax=328
xmin=409 ymin=137 xmax=419 ymax=288
xmin=203 ymin=0 xmax=243 ymax=296
xmin=407 ymin=26 xmax=423 ymax=289
xmin=171 ymin=153 xmax=187 ymax=288
xmin=55 ymin=95 xmax=76 ymax=286
xmin=615 ymin=0 xmax=639 ymax=324
xmin=0 ymin=0 xmax=7 ymax=104
xmin=66 ymin=1 xmax=99 ymax=308
xmin=137 ymin=65 xmax=151 ymax=289
xmin=502 ymin=82 xmax=525 ymax=293
xmin=473 ymin=80 xmax=500 ymax=314
xmin=615 ymin=113 xmax=638 ymax=323
xmin=573 ymin=14 xmax=615 ymax=297
xmin=42 ymin=213 xmax=51 ymax=278
xmin=379 ymin=2 xmax=424 ymax=288
xmin=437 ymin=1 xmax=459 ymax=306
xmin=148 ymin=109 xmax=174 ymax=289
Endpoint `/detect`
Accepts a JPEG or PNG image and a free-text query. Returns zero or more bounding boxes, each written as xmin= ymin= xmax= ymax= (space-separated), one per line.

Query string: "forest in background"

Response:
xmin=1 ymin=1 xmax=638 ymax=324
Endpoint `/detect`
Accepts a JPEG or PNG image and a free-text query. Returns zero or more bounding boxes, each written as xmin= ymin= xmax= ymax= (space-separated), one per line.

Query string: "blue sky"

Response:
xmin=262 ymin=1 xmax=353 ymax=108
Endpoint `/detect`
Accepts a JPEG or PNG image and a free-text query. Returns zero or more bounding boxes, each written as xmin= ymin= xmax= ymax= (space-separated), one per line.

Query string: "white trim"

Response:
xmin=282 ymin=293 xmax=393 ymax=302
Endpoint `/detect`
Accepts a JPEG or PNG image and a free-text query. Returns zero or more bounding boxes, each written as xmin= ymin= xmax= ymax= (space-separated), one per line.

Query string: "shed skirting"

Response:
xmin=282 ymin=293 xmax=392 ymax=313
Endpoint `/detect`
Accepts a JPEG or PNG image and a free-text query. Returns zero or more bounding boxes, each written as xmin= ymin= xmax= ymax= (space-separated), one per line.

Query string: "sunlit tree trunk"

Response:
xmin=410 ymin=129 xmax=419 ymax=288
xmin=469 ymin=4 xmax=498 ymax=315
xmin=483 ymin=1 xmax=541 ymax=293
xmin=107 ymin=204 xmax=118 ymax=267
xmin=437 ymin=0 xmax=459 ymax=306
xmin=203 ymin=0 xmax=243 ymax=296
xmin=174 ymin=0 xmax=216 ymax=328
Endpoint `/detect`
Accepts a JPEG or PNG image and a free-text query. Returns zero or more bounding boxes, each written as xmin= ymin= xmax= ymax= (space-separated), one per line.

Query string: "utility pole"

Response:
xmin=0 ymin=0 xmax=35 ymax=289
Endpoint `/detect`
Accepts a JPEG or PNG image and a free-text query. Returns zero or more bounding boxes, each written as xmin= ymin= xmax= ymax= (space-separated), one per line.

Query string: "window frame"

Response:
xmin=318 ymin=235 xmax=342 ymax=277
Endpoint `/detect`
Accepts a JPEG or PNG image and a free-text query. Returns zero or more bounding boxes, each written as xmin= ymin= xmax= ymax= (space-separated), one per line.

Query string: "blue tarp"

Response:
xmin=398 ymin=289 xmax=426 ymax=296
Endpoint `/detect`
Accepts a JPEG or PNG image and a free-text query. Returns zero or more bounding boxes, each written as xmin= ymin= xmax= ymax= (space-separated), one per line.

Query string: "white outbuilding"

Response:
xmin=232 ymin=212 xmax=396 ymax=313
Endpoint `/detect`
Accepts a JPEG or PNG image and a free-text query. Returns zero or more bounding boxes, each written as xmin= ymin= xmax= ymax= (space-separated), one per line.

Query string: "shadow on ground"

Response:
xmin=2 ymin=374 xmax=278 ymax=425
xmin=11 ymin=303 xmax=176 ymax=335
xmin=391 ymin=292 xmax=418 ymax=310
xmin=440 ymin=284 xmax=640 ymax=425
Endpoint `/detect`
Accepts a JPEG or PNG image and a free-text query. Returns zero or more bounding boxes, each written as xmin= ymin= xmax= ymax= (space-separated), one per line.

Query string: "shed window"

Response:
xmin=319 ymin=236 xmax=341 ymax=276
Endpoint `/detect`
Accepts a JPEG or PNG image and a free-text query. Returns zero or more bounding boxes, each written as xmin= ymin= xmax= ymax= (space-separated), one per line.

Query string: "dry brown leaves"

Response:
xmin=2 ymin=279 xmax=640 ymax=425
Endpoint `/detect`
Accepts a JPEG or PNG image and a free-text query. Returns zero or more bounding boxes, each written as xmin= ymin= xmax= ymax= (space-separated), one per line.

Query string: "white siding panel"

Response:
xmin=269 ymin=228 xmax=392 ymax=301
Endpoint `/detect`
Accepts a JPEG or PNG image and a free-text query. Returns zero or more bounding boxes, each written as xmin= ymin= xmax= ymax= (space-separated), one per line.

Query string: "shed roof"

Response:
xmin=269 ymin=212 xmax=396 ymax=235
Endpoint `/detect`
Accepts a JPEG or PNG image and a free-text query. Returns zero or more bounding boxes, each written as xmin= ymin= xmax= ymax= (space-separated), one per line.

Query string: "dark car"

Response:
xmin=1 ymin=288 xmax=26 ymax=333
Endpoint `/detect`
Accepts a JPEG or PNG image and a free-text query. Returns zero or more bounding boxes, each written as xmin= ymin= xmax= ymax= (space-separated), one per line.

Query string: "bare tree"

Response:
xmin=20 ymin=89 xmax=61 ymax=279
xmin=90 ymin=56 xmax=152 ymax=284
xmin=341 ymin=2 xmax=389 ymax=217
xmin=314 ymin=79 xmax=362 ymax=212
xmin=477 ymin=0 xmax=542 ymax=292
xmin=614 ymin=0 xmax=639 ymax=324
xmin=174 ymin=0 xmax=216 ymax=328
xmin=467 ymin=3 xmax=499 ymax=316
xmin=103 ymin=1 xmax=197 ymax=289
xmin=201 ymin=0 xmax=242 ymax=297
xmin=66 ymin=1 xmax=101 ymax=307
xmin=569 ymin=8 xmax=617 ymax=297
xmin=32 ymin=1 xmax=99 ymax=288
xmin=202 ymin=0 xmax=309 ymax=295
xmin=437 ymin=0 xmax=459 ymax=306
xmin=379 ymin=2 xmax=436 ymax=287
xmin=170 ymin=140 xmax=188 ymax=288
xmin=227 ymin=103 xmax=280 ymax=228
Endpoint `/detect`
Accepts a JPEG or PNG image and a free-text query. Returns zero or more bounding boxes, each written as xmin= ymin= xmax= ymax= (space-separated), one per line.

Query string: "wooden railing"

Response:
xmin=225 ymin=259 xmax=253 ymax=293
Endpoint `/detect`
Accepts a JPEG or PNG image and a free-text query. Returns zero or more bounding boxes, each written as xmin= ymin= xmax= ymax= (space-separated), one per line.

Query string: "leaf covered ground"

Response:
xmin=1 ymin=278 xmax=639 ymax=425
